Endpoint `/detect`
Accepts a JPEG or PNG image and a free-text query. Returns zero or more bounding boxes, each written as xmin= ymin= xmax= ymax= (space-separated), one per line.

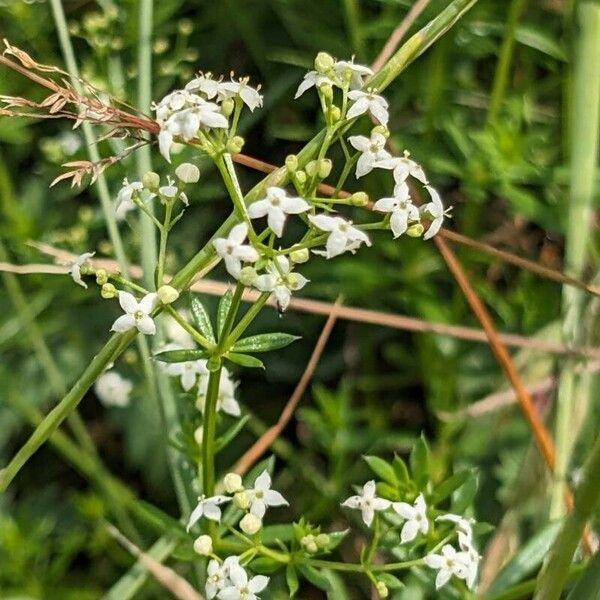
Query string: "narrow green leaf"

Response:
xmin=154 ymin=349 xmax=208 ymax=363
xmin=363 ymin=455 xmax=398 ymax=486
xmin=450 ymin=471 xmax=478 ymax=515
xmin=566 ymin=551 xmax=600 ymax=600
xmin=217 ymin=289 xmax=233 ymax=337
xmin=249 ymin=556 xmax=281 ymax=573
xmin=226 ymin=352 xmax=265 ymax=369
xmin=393 ymin=455 xmax=411 ymax=486
xmin=232 ymin=333 xmax=300 ymax=353
xmin=430 ymin=470 xmax=472 ymax=506
xmin=286 ymin=563 xmax=300 ymax=597
xmin=190 ymin=295 xmax=216 ymax=344
xmin=297 ymin=563 xmax=331 ymax=591
xmin=409 ymin=435 xmax=430 ymax=489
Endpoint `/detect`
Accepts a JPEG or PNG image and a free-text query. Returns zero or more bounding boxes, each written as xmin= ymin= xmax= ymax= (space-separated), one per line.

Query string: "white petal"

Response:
xmin=247 ymin=199 xmax=269 ymax=219
xmin=424 ymin=553 xmax=444 ymax=569
xmin=308 ymin=213 xmax=337 ymax=231
xmin=181 ymin=369 xmax=197 ymax=391
xmin=274 ymin=286 xmax=291 ymax=312
xmin=392 ymin=502 xmax=415 ymax=520
xmin=202 ymin=502 xmax=222 ymax=522
xmin=363 ymin=480 xmax=377 ymax=499
xmin=372 ymin=498 xmax=391 ymax=511
xmin=264 ymin=489 xmax=288 ymax=507
xmin=267 ymin=206 xmax=286 ymax=237
xmin=341 ymin=495 xmax=362 ymax=509
xmin=369 ymin=100 xmax=389 ymax=126
xmin=254 ymin=273 xmax=278 ymax=292
xmin=281 ymin=196 xmax=310 ymax=214
xmin=355 ymin=153 xmax=374 ymax=178
xmin=423 ymin=216 xmax=443 ymax=240
xmin=217 ymin=588 xmax=240 ymax=600
xmin=390 ymin=210 xmax=408 ymax=238
xmin=373 ymin=197 xmax=397 ymax=213
xmin=220 ymin=395 xmax=241 ymax=417
xmin=118 ymin=291 xmax=138 ymax=314
xmin=139 ymin=292 xmax=158 ymax=314
xmin=136 ymin=315 xmax=156 ymax=335
xmin=249 ymin=575 xmax=269 ymax=593
xmin=111 ymin=314 xmax=136 ymax=333
xmin=400 ymin=519 xmax=419 ymax=543
xmin=186 ymin=503 xmax=205 ymax=531
xmin=346 ymin=97 xmax=369 ymax=119
xmin=348 ymin=135 xmax=370 ymax=152
xmin=294 ymin=73 xmax=317 ymax=99
xmin=234 ymin=245 xmax=259 ymax=263
xmin=361 ymin=506 xmax=375 ymax=527
xmin=229 ymin=223 xmax=249 ymax=245
xmin=435 ymin=568 xmax=452 ymax=589
xmin=158 ymin=130 xmax=173 ymax=163
xmin=250 ymin=499 xmax=266 ymax=519
xmin=325 ymin=230 xmax=348 ymax=258
xmin=254 ymin=470 xmax=271 ymax=491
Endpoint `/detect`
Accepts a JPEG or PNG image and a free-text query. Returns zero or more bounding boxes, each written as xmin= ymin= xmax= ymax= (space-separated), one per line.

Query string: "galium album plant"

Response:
xmin=1 ymin=10 xmax=489 ymax=596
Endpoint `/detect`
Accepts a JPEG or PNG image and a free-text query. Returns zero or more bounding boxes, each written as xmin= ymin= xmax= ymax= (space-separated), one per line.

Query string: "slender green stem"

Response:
xmin=342 ymin=0 xmax=365 ymax=59
xmin=201 ymin=366 xmax=223 ymax=497
xmin=156 ymin=202 xmax=173 ymax=287
xmin=163 ymin=305 xmax=213 ymax=350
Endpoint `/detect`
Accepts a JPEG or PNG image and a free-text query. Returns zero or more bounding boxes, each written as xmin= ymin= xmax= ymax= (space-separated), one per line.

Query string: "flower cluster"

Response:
xmin=204 ymin=555 xmax=269 ymax=600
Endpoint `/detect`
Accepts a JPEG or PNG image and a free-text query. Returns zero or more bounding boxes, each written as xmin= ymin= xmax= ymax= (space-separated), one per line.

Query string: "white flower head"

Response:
xmin=348 ymin=130 xmax=392 ymax=178
xmin=294 ymin=70 xmax=336 ymax=99
xmin=213 ymin=223 xmax=260 ymax=278
xmin=111 ymin=291 xmax=158 ymax=335
xmin=94 ymin=370 xmax=133 ymax=407
xmin=253 ymin=255 xmax=308 ymax=312
xmin=165 ymin=358 xmax=209 ymax=391
xmin=333 ymin=58 xmax=373 ymax=90
xmin=70 ymin=251 xmax=95 ymax=288
xmin=420 ymin=185 xmax=449 ymax=240
xmin=185 ymin=72 xmax=222 ymax=100
xmin=436 ymin=513 xmax=475 ymax=546
xmin=187 ymin=494 xmax=232 ymax=531
xmin=309 ymin=213 xmax=371 ymax=258
xmin=197 ymin=367 xmax=241 ymax=417
xmin=218 ymin=561 xmax=269 ymax=600
xmin=115 ymin=179 xmax=144 ymax=220
xmin=347 ymin=89 xmax=389 ymax=125
xmin=247 ymin=187 xmax=310 ymax=237
xmin=374 ymin=150 xmax=428 ymax=185
xmin=218 ymin=77 xmax=263 ymax=111
xmin=424 ymin=544 xmax=471 ymax=590
xmin=159 ymin=175 xmax=189 ymax=206
xmin=341 ymin=480 xmax=391 ymax=527
xmin=373 ymin=182 xmax=420 ymax=238
xmin=206 ymin=556 xmax=241 ymax=600
xmin=392 ymin=493 xmax=429 ymax=543
xmin=247 ymin=470 xmax=288 ymax=519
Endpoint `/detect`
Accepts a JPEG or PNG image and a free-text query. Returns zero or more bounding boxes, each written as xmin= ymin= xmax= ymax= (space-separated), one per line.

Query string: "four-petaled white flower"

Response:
xmin=420 ymin=185 xmax=448 ymax=240
xmin=70 ymin=251 xmax=95 ymax=288
xmin=116 ymin=179 xmax=144 ymax=220
xmin=333 ymin=59 xmax=373 ymax=89
xmin=341 ymin=480 xmax=391 ymax=527
xmin=247 ymin=470 xmax=288 ymax=519
xmin=373 ymin=182 xmax=420 ymax=238
xmin=375 ymin=150 xmax=428 ymax=186
xmin=111 ymin=292 xmax=158 ymax=335
xmin=187 ymin=494 xmax=232 ymax=531
xmin=348 ymin=131 xmax=392 ymax=178
xmin=424 ymin=544 xmax=471 ymax=590
xmin=392 ymin=493 xmax=429 ymax=543
xmin=218 ymin=562 xmax=269 ymax=600
xmin=159 ymin=176 xmax=189 ymax=206
xmin=347 ymin=90 xmax=389 ymax=125
xmin=309 ymin=214 xmax=371 ymax=258
xmin=247 ymin=187 xmax=310 ymax=237
xmin=185 ymin=73 xmax=222 ymax=100
xmin=213 ymin=223 xmax=260 ymax=278
xmin=165 ymin=359 xmax=209 ymax=391
xmin=94 ymin=370 xmax=133 ymax=408
xmin=253 ymin=255 xmax=308 ymax=312
xmin=197 ymin=368 xmax=241 ymax=417
xmin=294 ymin=71 xmax=336 ymax=99
xmin=218 ymin=78 xmax=263 ymax=112
xmin=206 ymin=556 xmax=241 ymax=600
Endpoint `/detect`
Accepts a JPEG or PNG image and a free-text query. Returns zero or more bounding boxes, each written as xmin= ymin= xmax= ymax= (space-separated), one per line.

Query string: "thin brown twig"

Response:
xmin=232 ymin=295 xmax=343 ymax=476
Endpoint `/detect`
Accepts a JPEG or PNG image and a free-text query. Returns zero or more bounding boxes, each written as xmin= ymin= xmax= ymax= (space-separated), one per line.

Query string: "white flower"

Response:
xmin=213 ymin=223 xmax=260 ymax=278
xmin=186 ymin=494 xmax=232 ymax=531
xmin=392 ymin=493 xmax=429 ymax=543
xmin=218 ymin=562 xmax=269 ymax=600
xmin=424 ymin=544 xmax=471 ymax=590
xmin=185 ymin=73 xmax=222 ymax=100
xmin=115 ymin=179 xmax=144 ymax=220
xmin=436 ymin=513 xmax=475 ymax=548
xmin=70 ymin=251 xmax=95 ymax=288
xmin=374 ymin=150 xmax=428 ymax=185
xmin=197 ymin=368 xmax=241 ymax=417
xmin=247 ymin=470 xmax=288 ymax=519
xmin=218 ymin=78 xmax=263 ymax=111
xmin=159 ymin=176 xmax=189 ymax=206
xmin=373 ymin=182 xmax=420 ymax=238
xmin=309 ymin=214 xmax=371 ymax=258
xmin=206 ymin=556 xmax=241 ymax=600
xmin=111 ymin=291 xmax=158 ymax=335
xmin=333 ymin=59 xmax=373 ymax=89
xmin=348 ymin=131 xmax=392 ymax=178
xmin=165 ymin=358 xmax=209 ymax=391
xmin=347 ymin=90 xmax=389 ymax=125
xmin=253 ymin=255 xmax=308 ymax=312
xmin=247 ymin=187 xmax=310 ymax=237
xmin=94 ymin=370 xmax=133 ymax=407
xmin=341 ymin=480 xmax=391 ymax=527
xmin=294 ymin=71 xmax=336 ymax=99
xmin=420 ymin=185 xmax=448 ymax=240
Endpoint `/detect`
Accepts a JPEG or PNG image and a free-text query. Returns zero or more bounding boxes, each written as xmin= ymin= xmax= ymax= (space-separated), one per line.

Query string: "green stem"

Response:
xmin=225 ymin=292 xmax=270 ymax=348
xmin=201 ymin=366 xmax=223 ymax=497
xmin=163 ymin=305 xmax=213 ymax=350
xmin=156 ymin=202 xmax=172 ymax=287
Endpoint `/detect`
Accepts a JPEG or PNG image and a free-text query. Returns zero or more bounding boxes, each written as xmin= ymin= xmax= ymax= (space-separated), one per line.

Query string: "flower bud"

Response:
xmin=287 ymin=273 xmax=304 ymax=290
xmin=372 ymin=125 xmax=389 ymax=138
xmin=158 ymin=285 xmax=180 ymax=304
xmin=376 ymin=581 xmax=389 ymax=598
xmin=314 ymin=51 xmax=335 ymax=73
xmin=285 ymin=154 xmax=298 ymax=173
xmin=95 ymin=269 xmax=108 ymax=285
xmin=193 ymin=535 xmax=213 ymax=556
xmin=194 ymin=426 xmax=203 ymax=445
xmin=300 ymin=535 xmax=318 ymax=554
xmin=318 ymin=159 xmax=332 ymax=179
xmin=233 ymin=491 xmax=250 ymax=510
xmin=239 ymin=513 xmax=262 ymax=535
xmin=295 ymin=170 xmax=307 ymax=185
xmin=238 ymin=266 xmax=258 ymax=286
xmin=224 ymin=472 xmax=243 ymax=494
xmin=315 ymin=533 xmax=330 ymax=548
xmin=406 ymin=223 xmax=424 ymax=238
xmin=290 ymin=247 xmax=309 ymax=264
xmin=227 ymin=136 xmax=245 ymax=154
xmin=175 ymin=162 xmax=200 ymax=184
xmin=305 ymin=160 xmax=318 ymax=178
xmin=101 ymin=283 xmax=117 ymax=299
xmin=318 ymin=82 xmax=333 ymax=102
xmin=329 ymin=106 xmax=341 ymax=123
xmin=221 ymin=97 xmax=235 ymax=117
xmin=142 ymin=171 xmax=160 ymax=191
xmin=350 ymin=191 xmax=369 ymax=207
xmin=178 ymin=18 xmax=193 ymax=36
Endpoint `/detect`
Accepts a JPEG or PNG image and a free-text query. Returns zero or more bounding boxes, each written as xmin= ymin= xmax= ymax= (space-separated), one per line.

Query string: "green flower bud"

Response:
xmin=406 ymin=223 xmax=425 ymax=238
xmin=301 ymin=535 xmax=318 ymax=554
xmin=350 ymin=191 xmax=369 ymax=207
xmin=101 ymin=283 xmax=117 ymax=299
xmin=226 ymin=135 xmax=245 ymax=154
xmin=233 ymin=491 xmax=250 ymax=511
xmin=193 ymin=535 xmax=212 ymax=556
xmin=194 ymin=427 xmax=203 ymax=445
xmin=314 ymin=51 xmax=335 ymax=73
xmin=239 ymin=513 xmax=262 ymax=535
xmin=372 ymin=125 xmax=389 ymax=138
xmin=318 ymin=82 xmax=333 ymax=102
xmin=223 ymin=472 xmax=244 ymax=494
xmin=318 ymin=158 xmax=332 ymax=179
xmin=178 ymin=18 xmax=193 ymax=36
xmin=290 ymin=247 xmax=309 ymax=264
xmin=142 ymin=171 xmax=160 ymax=191
xmin=305 ymin=160 xmax=318 ymax=178
xmin=158 ymin=285 xmax=179 ymax=304
xmin=295 ymin=170 xmax=307 ymax=185
xmin=376 ymin=581 xmax=389 ymax=598
xmin=285 ymin=154 xmax=299 ymax=173
xmin=95 ymin=269 xmax=108 ymax=285
xmin=175 ymin=163 xmax=200 ymax=184
xmin=221 ymin=98 xmax=235 ymax=117
xmin=329 ymin=106 xmax=341 ymax=123
xmin=238 ymin=266 xmax=258 ymax=286
xmin=315 ymin=533 xmax=330 ymax=548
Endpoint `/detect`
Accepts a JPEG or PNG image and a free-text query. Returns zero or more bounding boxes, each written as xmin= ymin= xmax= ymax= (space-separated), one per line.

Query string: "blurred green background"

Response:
xmin=0 ymin=0 xmax=598 ymax=597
